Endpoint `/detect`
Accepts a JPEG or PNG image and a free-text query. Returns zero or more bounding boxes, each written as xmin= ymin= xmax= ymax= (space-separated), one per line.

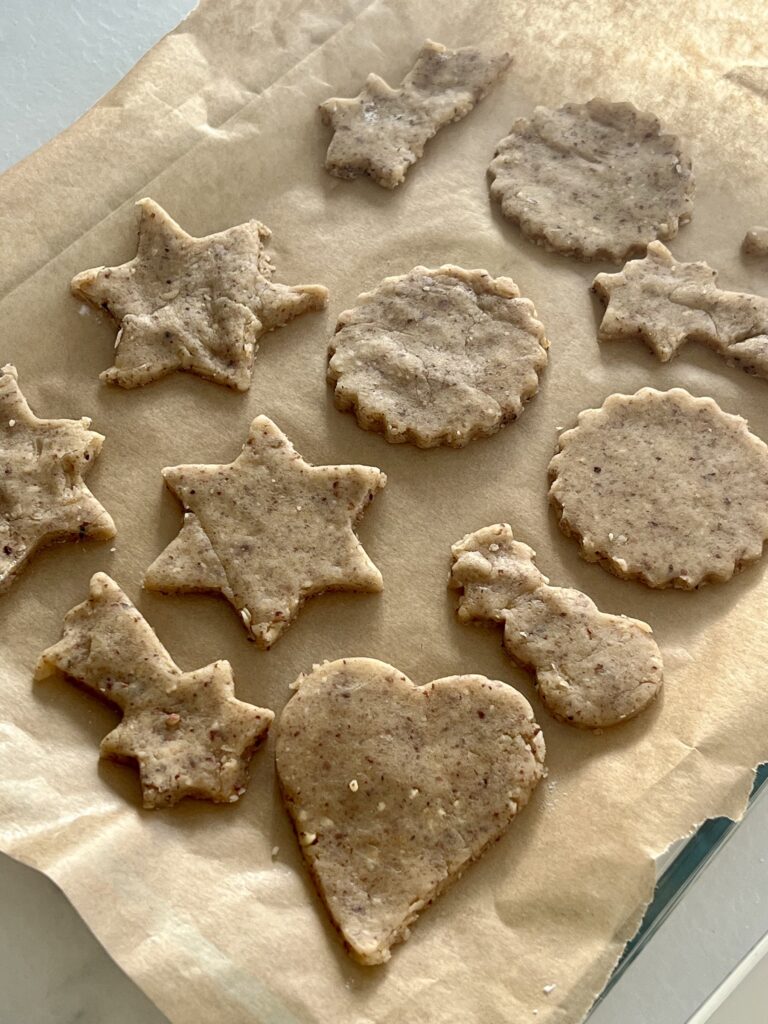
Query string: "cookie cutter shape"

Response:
xmin=549 ymin=388 xmax=768 ymax=589
xmin=36 ymin=573 xmax=273 ymax=808
xmin=276 ymin=657 xmax=544 ymax=965
xmin=320 ymin=40 xmax=511 ymax=189
xmin=743 ymin=227 xmax=768 ymax=257
xmin=328 ymin=265 xmax=548 ymax=448
xmin=450 ymin=524 xmax=663 ymax=728
xmin=594 ymin=241 xmax=768 ymax=377
xmin=145 ymin=416 xmax=386 ymax=648
xmin=0 ymin=365 xmax=115 ymax=593
xmin=72 ymin=198 xmax=328 ymax=390
xmin=489 ymin=98 xmax=694 ymax=261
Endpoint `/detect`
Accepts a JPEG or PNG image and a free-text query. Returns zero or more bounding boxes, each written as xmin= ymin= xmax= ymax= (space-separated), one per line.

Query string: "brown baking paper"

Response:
xmin=1 ymin=1 xmax=767 ymax=1021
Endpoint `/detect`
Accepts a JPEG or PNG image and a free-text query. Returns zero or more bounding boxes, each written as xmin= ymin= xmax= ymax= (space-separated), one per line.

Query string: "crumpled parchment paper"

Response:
xmin=1 ymin=1 xmax=767 ymax=1021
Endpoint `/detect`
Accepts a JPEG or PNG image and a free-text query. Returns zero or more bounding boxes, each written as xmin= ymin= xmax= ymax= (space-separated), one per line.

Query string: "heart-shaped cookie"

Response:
xmin=276 ymin=658 xmax=545 ymax=965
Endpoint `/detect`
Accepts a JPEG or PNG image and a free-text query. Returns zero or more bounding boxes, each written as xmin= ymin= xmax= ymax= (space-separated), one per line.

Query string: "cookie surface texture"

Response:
xmin=320 ymin=40 xmax=511 ymax=188
xmin=594 ymin=241 xmax=768 ymax=376
xmin=145 ymin=416 xmax=386 ymax=647
xmin=450 ymin=524 xmax=663 ymax=727
xmin=275 ymin=657 xmax=545 ymax=964
xmin=72 ymin=198 xmax=328 ymax=390
xmin=328 ymin=265 xmax=548 ymax=447
xmin=35 ymin=573 xmax=273 ymax=808
xmin=549 ymin=388 xmax=768 ymax=588
xmin=0 ymin=364 xmax=115 ymax=593
xmin=489 ymin=98 xmax=694 ymax=261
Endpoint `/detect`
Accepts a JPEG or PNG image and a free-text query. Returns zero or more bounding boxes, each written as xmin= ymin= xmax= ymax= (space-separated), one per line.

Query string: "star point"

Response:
xmin=0 ymin=365 xmax=115 ymax=593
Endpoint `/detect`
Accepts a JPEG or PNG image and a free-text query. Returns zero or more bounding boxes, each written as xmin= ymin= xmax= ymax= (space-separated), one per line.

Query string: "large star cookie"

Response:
xmin=276 ymin=658 xmax=545 ymax=964
xmin=549 ymin=388 xmax=768 ymax=589
xmin=0 ymin=364 xmax=115 ymax=593
xmin=145 ymin=416 xmax=386 ymax=647
xmin=72 ymin=198 xmax=328 ymax=390
xmin=489 ymin=99 xmax=695 ymax=261
xmin=36 ymin=573 xmax=273 ymax=809
xmin=451 ymin=524 xmax=663 ymax=728
xmin=320 ymin=40 xmax=511 ymax=189
xmin=328 ymin=265 xmax=548 ymax=447
xmin=594 ymin=241 xmax=768 ymax=376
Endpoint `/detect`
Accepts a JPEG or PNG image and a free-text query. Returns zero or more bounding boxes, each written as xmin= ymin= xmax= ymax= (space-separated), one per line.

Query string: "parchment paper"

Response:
xmin=1 ymin=1 xmax=767 ymax=1021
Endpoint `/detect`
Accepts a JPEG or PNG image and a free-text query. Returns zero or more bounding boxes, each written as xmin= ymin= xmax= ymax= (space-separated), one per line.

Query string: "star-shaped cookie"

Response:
xmin=320 ymin=40 xmax=511 ymax=189
xmin=593 ymin=241 xmax=768 ymax=376
xmin=144 ymin=416 xmax=386 ymax=648
xmin=36 ymin=573 xmax=273 ymax=809
xmin=72 ymin=198 xmax=329 ymax=390
xmin=0 ymin=364 xmax=115 ymax=593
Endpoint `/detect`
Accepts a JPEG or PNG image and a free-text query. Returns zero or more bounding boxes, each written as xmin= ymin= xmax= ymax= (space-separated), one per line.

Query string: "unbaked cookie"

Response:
xmin=36 ymin=573 xmax=273 ymax=808
xmin=145 ymin=416 xmax=386 ymax=647
xmin=451 ymin=524 xmax=663 ymax=727
xmin=320 ymin=40 xmax=511 ymax=188
xmin=489 ymin=99 xmax=694 ymax=261
xmin=0 ymin=364 xmax=115 ymax=593
xmin=549 ymin=388 xmax=768 ymax=588
xmin=594 ymin=241 xmax=768 ymax=377
xmin=72 ymin=198 xmax=328 ymax=390
xmin=328 ymin=265 xmax=548 ymax=447
xmin=275 ymin=657 xmax=544 ymax=964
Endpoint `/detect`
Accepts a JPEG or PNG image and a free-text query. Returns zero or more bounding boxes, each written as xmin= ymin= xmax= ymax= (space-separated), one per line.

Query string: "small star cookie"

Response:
xmin=320 ymin=40 xmax=511 ymax=189
xmin=276 ymin=657 xmax=545 ymax=964
xmin=549 ymin=388 xmax=768 ymax=589
xmin=145 ymin=416 xmax=386 ymax=647
xmin=0 ymin=365 xmax=115 ymax=593
xmin=450 ymin=524 xmax=663 ymax=728
xmin=328 ymin=265 xmax=548 ymax=447
xmin=489 ymin=99 xmax=694 ymax=261
xmin=72 ymin=198 xmax=328 ymax=390
xmin=594 ymin=241 xmax=768 ymax=376
xmin=36 ymin=573 xmax=273 ymax=809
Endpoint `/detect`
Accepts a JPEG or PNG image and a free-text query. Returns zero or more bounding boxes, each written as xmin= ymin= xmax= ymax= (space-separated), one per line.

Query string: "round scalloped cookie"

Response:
xmin=327 ymin=265 xmax=548 ymax=448
xmin=548 ymin=388 xmax=768 ymax=589
xmin=489 ymin=98 xmax=695 ymax=262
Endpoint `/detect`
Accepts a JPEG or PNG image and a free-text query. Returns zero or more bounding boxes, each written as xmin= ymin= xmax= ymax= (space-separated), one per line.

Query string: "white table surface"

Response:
xmin=0 ymin=3 xmax=766 ymax=1022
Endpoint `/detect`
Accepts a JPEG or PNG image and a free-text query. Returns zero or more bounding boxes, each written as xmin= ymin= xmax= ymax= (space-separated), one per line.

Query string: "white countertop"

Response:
xmin=0 ymin=3 xmax=765 ymax=1022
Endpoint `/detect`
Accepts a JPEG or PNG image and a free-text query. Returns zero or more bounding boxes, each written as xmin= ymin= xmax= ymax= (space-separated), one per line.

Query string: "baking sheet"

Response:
xmin=1 ymin=1 xmax=768 ymax=1021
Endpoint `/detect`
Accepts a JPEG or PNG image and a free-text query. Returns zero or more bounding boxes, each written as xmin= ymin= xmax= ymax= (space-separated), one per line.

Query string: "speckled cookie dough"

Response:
xmin=0 ymin=364 xmax=115 ymax=593
xmin=275 ymin=657 xmax=545 ymax=965
xmin=549 ymin=388 xmax=768 ymax=589
xmin=145 ymin=416 xmax=386 ymax=648
xmin=320 ymin=40 xmax=511 ymax=189
xmin=35 ymin=573 xmax=273 ymax=809
xmin=743 ymin=227 xmax=768 ymax=257
xmin=327 ymin=265 xmax=548 ymax=448
xmin=594 ymin=241 xmax=768 ymax=377
xmin=489 ymin=98 xmax=695 ymax=261
xmin=72 ymin=198 xmax=328 ymax=390
xmin=450 ymin=524 xmax=663 ymax=728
